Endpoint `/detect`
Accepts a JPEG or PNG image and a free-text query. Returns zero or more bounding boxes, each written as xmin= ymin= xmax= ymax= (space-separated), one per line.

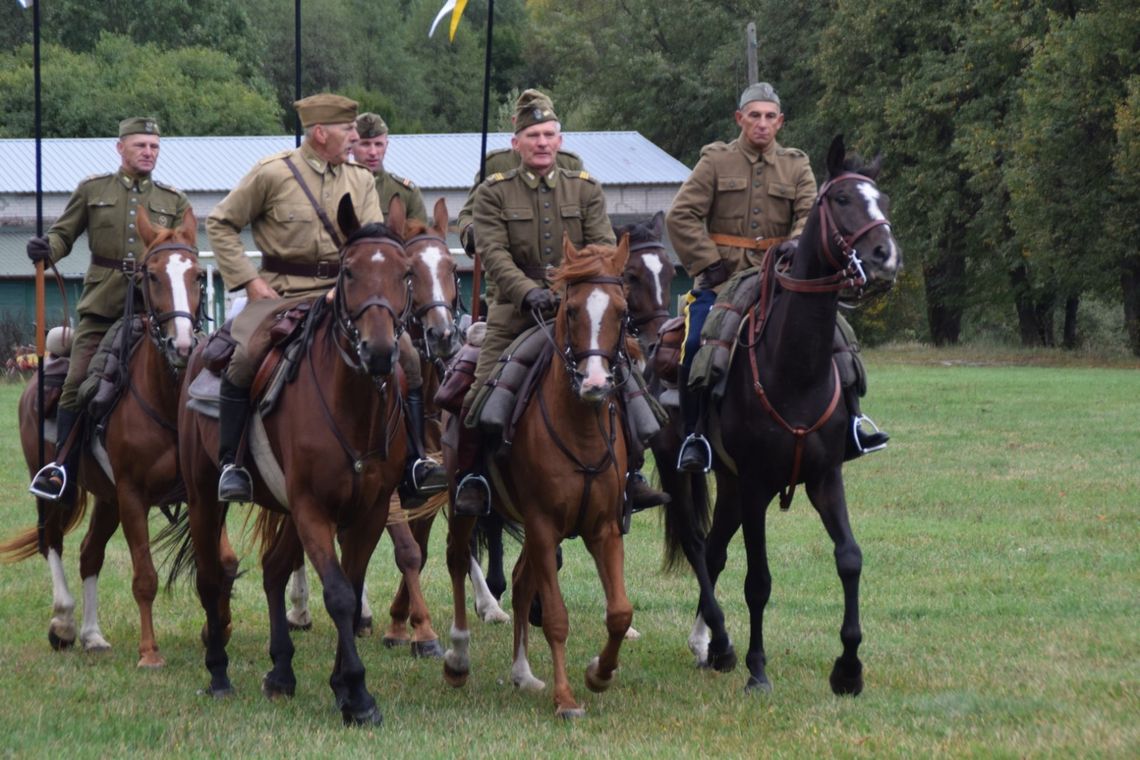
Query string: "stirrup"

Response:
xmin=218 ymin=463 xmax=253 ymax=502
xmin=677 ymin=434 xmax=712 ymax=474
xmin=29 ymin=463 xmax=67 ymax=501
xmin=410 ymin=457 xmax=448 ymax=495
xmin=453 ymin=473 xmax=491 ymax=517
xmin=852 ymin=415 xmax=888 ymax=454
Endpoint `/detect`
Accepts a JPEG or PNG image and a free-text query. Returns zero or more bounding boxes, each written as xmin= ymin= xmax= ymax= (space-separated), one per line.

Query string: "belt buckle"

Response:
xmin=120 ymin=258 xmax=137 ymax=273
xmin=316 ymin=260 xmax=333 ymax=278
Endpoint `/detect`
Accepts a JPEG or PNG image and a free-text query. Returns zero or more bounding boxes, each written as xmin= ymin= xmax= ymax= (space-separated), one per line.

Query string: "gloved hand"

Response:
xmin=695 ymin=260 xmax=728 ymax=290
xmin=773 ymin=237 xmax=799 ymax=258
xmin=26 ymin=236 xmax=51 ymax=264
xmin=522 ymin=287 xmax=558 ymax=316
xmin=461 ymin=225 xmax=476 ymax=256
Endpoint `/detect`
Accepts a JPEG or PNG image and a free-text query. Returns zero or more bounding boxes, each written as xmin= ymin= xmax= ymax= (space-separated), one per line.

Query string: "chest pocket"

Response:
xmin=87 ymin=199 xmax=118 ymax=229
xmin=271 ymin=204 xmax=316 ymax=224
xmin=147 ymin=199 xmax=177 ymax=229
xmin=767 ymin=182 xmax=795 ymax=225
xmin=501 ymin=206 xmax=534 ymax=223
xmin=559 ymin=204 xmax=583 ymax=245
xmin=712 ymin=176 xmax=748 ymax=234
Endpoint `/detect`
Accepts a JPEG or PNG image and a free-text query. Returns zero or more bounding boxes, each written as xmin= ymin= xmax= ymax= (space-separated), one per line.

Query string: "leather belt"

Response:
xmin=709 ymin=233 xmax=788 ymax=251
xmin=262 ymin=257 xmax=340 ymax=279
xmin=91 ymin=254 xmax=137 ymax=272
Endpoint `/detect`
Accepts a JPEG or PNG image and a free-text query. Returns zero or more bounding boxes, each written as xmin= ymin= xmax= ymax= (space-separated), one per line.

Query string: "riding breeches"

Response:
xmin=59 ymin=314 xmax=115 ymax=411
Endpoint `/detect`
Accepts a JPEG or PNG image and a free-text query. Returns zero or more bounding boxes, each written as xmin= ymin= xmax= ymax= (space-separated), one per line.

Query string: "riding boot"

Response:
xmin=626 ymin=441 xmax=670 ymax=515
xmin=452 ymin=415 xmax=490 ymax=517
xmin=217 ymin=377 xmax=253 ymax=502
xmin=400 ymin=387 xmax=447 ymax=498
xmin=677 ymin=382 xmax=713 ymax=473
xmin=844 ymin=387 xmax=889 ymax=461
xmin=29 ymin=406 xmax=81 ymax=503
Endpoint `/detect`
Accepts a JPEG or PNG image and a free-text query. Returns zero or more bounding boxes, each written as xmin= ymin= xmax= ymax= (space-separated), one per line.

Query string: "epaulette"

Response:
xmin=699 ymin=141 xmax=730 ymax=157
xmin=556 ymin=149 xmax=581 ymax=160
xmin=485 ymin=169 xmax=515 ymax=185
xmin=390 ymin=172 xmax=417 ymax=190
xmin=78 ymin=172 xmax=113 ymax=185
xmin=258 ymin=149 xmax=294 ymax=166
xmin=776 ymin=147 xmax=808 ymax=158
xmin=559 ymin=167 xmax=597 ymax=184
xmin=485 ymin=147 xmax=512 ymax=158
xmin=152 ymin=179 xmax=187 ymax=196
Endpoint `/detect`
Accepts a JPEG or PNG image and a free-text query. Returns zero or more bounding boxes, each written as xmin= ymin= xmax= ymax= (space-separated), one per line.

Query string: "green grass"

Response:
xmin=0 ymin=347 xmax=1137 ymax=758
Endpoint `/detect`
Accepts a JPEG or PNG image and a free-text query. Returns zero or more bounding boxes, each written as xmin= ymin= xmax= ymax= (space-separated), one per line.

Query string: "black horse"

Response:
xmin=663 ymin=135 xmax=902 ymax=694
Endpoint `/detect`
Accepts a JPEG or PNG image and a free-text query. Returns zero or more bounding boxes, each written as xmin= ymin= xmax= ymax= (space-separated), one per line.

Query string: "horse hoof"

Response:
xmin=700 ymin=646 xmax=737 ymax=673
xmin=829 ymin=657 xmax=864 ymax=696
xmin=48 ymin=630 xmax=75 ymax=651
xmin=82 ymin=635 xmax=112 ymax=653
xmin=342 ymin=704 xmax=383 ymax=727
xmin=584 ymin=657 xmax=615 ymax=693
xmin=624 ymin=625 xmax=641 ymax=641
xmin=355 ymin=621 xmax=373 ymax=638
xmin=261 ymin=673 xmax=296 ymax=699
xmin=744 ymin=675 xmax=772 ymax=694
xmin=443 ymin=660 xmax=469 ymax=688
xmin=382 ymin=635 xmax=408 ymax=649
xmin=198 ymin=683 xmax=235 ymax=699
xmin=137 ymin=653 xmax=166 ymax=669
xmin=411 ymin=639 xmax=444 ymax=659
xmin=287 ymin=619 xmax=313 ymax=632
xmin=556 ymin=705 xmax=586 ymax=720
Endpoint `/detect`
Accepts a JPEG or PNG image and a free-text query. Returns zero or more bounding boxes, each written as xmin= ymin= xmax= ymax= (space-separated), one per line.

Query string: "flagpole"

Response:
xmin=294 ymin=0 xmax=302 ymax=147
xmin=31 ymin=0 xmax=47 ymax=553
xmin=470 ymin=0 xmax=494 ymax=323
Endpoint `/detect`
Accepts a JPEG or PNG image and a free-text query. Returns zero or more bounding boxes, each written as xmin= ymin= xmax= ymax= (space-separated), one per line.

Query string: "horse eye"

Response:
xmin=835 ymin=193 xmax=850 ymax=206
xmin=343 ymin=268 xmax=355 ymax=281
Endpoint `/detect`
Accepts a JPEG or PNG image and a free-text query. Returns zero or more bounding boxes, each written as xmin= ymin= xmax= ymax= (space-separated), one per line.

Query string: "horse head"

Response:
xmin=135 ymin=206 xmax=204 ymax=369
xmin=397 ymin=197 xmax=461 ymax=362
xmin=334 ymin=194 xmax=412 ymax=379
xmin=804 ymin=134 xmax=902 ymax=297
xmin=552 ymin=233 xmax=630 ymax=403
xmin=614 ymin=210 xmax=674 ymax=351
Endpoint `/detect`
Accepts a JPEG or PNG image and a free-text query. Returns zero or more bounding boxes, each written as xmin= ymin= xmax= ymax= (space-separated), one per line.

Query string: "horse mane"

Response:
xmin=551 ymin=243 xmax=619 ymax=287
xmin=347 ymin=222 xmax=399 ymax=245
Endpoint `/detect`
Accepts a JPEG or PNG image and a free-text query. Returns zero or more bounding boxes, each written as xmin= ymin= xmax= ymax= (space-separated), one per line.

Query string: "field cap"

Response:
xmin=294 ymin=93 xmax=359 ymax=128
xmin=118 ymin=117 xmax=160 ymax=138
xmin=738 ymin=82 xmax=781 ymax=110
xmin=356 ymin=113 xmax=389 ymax=139
xmin=514 ymin=101 xmax=558 ymax=133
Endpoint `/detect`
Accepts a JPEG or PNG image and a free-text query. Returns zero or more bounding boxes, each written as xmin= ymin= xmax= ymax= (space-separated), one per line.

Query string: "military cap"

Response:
xmin=738 ymin=82 xmax=781 ymax=110
xmin=294 ymin=93 xmax=359 ymax=128
xmin=514 ymin=101 xmax=559 ymax=133
xmin=118 ymin=117 xmax=160 ymax=138
xmin=356 ymin=112 xmax=389 ymax=139
xmin=515 ymin=88 xmax=554 ymax=111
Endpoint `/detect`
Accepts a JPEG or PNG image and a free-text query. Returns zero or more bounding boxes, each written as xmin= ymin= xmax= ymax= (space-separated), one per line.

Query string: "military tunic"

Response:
xmin=667 ymin=137 xmax=816 ymax=284
xmin=44 ymin=170 xmax=189 ymax=409
xmin=456 ymin=148 xmax=583 ymax=242
xmin=375 ymin=168 xmax=427 ymax=223
xmin=464 ymin=165 xmax=613 ymax=405
xmin=206 ymin=143 xmax=383 ymax=386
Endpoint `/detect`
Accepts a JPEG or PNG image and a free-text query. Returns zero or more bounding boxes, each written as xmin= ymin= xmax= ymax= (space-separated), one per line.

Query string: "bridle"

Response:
xmin=774 ymin=172 xmax=891 ymax=298
xmin=132 ymin=242 xmax=207 ymax=370
xmin=404 ymin=232 xmax=461 ymax=362
xmin=625 ymin=240 xmax=671 ymax=336
xmin=536 ymin=274 xmax=631 ymax=397
xmin=330 ymin=235 xmax=413 ymax=379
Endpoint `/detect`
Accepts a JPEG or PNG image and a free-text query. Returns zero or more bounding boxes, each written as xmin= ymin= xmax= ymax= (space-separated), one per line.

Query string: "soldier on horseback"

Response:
xmin=666 ymin=82 xmax=889 ymax=473
xmin=28 ymin=117 xmax=190 ymax=503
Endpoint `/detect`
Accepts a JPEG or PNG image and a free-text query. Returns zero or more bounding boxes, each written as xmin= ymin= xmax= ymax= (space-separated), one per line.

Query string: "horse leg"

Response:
xmin=385 ymin=518 xmax=442 ymax=657
xmin=39 ymin=507 xmax=76 ymax=650
xmin=469 ymin=555 xmax=509 ymax=623
xmin=76 ymin=497 xmax=119 ymax=653
xmin=806 ymin=471 xmax=864 ymax=696
xmin=294 ymin=509 xmax=382 ymax=726
xmin=483 ymin=513 xmax=508 ymax=601
xmin=737 ymin=482 xmax=774 ymax=694
xmin=700 ymin=472 xmax=741 ymax=671
xmin=116 ymin=489 xmax=164 ymax=668
xmin=443 ymin=514 xmax=478 ymax=687
xmin=582 ymin=521 xmax=633 ymax=695
xmin=286 ymin=564 xmax=313 ymax=631
xmin=261 ymin=520 xmax=302 ymax=699
xmin=189 ymin=492 xmax=235 ymax=698
xmin=508 ymin=546 xmax=544 ymax=693
xmin=525 ymin=527 xmax=581 ymax=718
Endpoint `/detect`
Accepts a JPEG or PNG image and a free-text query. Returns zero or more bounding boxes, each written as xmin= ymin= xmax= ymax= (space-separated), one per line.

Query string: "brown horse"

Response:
xmin=176 ymin=195 xmax=410 ymax=725
xmin=617 ymin=210 xmax=676 ymax=360
xmin=1 ymin=208 xmax=205 ymax=668
xmin=443 ymin=235 xmax=633 ymax=719
xmin=663 ymin=135 xmax=902 ymax=694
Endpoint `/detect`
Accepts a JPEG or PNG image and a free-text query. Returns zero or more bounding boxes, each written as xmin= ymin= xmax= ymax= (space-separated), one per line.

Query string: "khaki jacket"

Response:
xmin=207 ymin=144 xmax=382 ymax=297
xmin=667 ymin=136 xmax=816 ymax=282
xmin=456 ymin=148 xmax=583 ymax=237
xmin=46 ymin=170 xmax=189 ymax=318
xmin=473 ymin=166 xmax=613 ymax=318
xmin=375 ymin=169 xmax=427 ymax=223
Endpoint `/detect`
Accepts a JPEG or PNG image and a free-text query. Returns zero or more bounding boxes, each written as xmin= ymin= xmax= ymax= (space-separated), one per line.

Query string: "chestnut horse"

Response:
xmin=1 ymin=208 xmax=205 ymax=668
xmin=443 ymin=235 xmax=634 ymax=718
xmin=176 ymin=196 xmax=410 ymax=725
xmin=662 ymin=135 xmax=902 ymax=695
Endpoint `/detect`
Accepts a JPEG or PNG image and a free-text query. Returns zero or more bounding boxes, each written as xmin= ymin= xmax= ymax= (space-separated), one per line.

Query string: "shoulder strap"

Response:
xmin=283 ymin=156 xmax=343 ymax=249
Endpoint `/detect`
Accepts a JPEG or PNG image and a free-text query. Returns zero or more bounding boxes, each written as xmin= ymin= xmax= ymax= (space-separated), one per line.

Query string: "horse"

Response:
xmin=0 ymin=208 xmax=205 ymax=668
xmin=443 ymin=234 xmax=634 ymax=719
xmin=663 ymin=135 xmax=902 ymax=695
xmin=175 ymin=195 xmax=411 ymax=725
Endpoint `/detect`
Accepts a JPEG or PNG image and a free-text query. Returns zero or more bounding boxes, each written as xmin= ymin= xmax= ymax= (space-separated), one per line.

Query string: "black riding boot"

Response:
xmin=844 ymin=388 xmax=889 ymax=461
xmin=401 ymin=387 xmax=447 ymax=498
xmin=217 ymin=377 xmax=253 ymax=502
xmin=626 ymin=442 xmax=670 ymax=514
xmin=677 ymin=378 xmax=712 ymax=473
xmin=452 ymin=415 xmax=490 ymax=517
xmin=29 ymin=406 xmax=81 ymax=503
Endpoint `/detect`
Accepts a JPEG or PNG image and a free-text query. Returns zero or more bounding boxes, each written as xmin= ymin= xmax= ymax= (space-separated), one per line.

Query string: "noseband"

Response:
xmin=332 ymin=235 xmax=412 ymax=375
xmin=545 ymin=274 xmax=630 ymax=395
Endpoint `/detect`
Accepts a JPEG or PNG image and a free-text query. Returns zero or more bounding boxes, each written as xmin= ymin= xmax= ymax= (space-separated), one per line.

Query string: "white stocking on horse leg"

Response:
xmin=47 ymin=548 xmax=76 ymax=647
xmin=688 ymin=614 xmax=711 ymax=666
xmin=470 ymin=557 xmax=509 ymax=623
xmin=511 ymin=637 xmax=545 ymax=692
xmin=286 ymin=566 xmax=313 ymax=630
xmin=79 ymin=575 xmax=110 ymax=652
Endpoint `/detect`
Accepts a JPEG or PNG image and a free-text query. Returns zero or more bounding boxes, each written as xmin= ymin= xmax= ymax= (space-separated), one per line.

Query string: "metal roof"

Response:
xmin=0 ymin=132 xmax=691 ymax=194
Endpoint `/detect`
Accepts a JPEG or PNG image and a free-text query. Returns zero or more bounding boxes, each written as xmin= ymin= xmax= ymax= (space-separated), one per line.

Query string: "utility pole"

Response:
xmin=746 ymin=22 xmax=758 ymax=84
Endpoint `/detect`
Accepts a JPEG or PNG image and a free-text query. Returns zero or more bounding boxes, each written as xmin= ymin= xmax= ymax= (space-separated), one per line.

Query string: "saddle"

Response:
xmin=75 ymin=316 xmax=145 ymax=436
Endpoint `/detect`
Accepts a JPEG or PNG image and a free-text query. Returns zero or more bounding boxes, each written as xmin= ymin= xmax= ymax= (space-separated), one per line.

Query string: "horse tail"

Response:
xmin=253 ymin=510 xmax=289 ymax=563
xmin=397 ymin=491 xmax=448 ymax=524
xmin=0 ymin=491 xmax=90 ymax=563
xmin=662 ymin=470 xmax=711 ymax=572
xmin=153 ymin=502 xmax=195 ymax=589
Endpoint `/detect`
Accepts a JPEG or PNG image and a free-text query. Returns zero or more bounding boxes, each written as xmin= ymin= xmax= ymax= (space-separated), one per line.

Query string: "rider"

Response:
xmin=28 ymin=117 xmax=190 ymax=503
xmin=451 ymin=95 xmax=668 ymax=516
xmin=666 ymin=82 xmax=889 ymax=473
xmin=352 ymin=112 xmax=429 ymax=224
xmin=206 ymin=93 xmax=443 ymax=502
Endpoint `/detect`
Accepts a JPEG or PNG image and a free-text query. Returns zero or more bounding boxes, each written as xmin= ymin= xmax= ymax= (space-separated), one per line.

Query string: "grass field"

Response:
xmin=0 ymin=345 xmax=1136 ymax=758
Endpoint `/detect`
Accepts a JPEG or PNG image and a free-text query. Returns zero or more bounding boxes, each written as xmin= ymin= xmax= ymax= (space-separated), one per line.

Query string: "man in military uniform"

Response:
xmin=452 ymin=97 xmax=666 ymax=516
xmin=207 ymin=93 xmax=442 ymax=502
xmin=666 ymin=82 xmax=888 ymax=472
xmin=28 ymin=117 xmax=190 ymax=501
xmin=351 ymin=112 xmax=428 ymax=223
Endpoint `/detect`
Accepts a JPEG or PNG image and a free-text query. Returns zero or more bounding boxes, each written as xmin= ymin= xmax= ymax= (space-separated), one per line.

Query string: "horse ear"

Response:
xmin=337 ymin=194 xmax=360 ymax=240
xmin=827 ymin=134 xmax=846 ymax=178
xmin=432 ymin=197 xmax=448 ymax=236
xmin=137 ymin=205 xmax=156 ymax=247
xmin=649 ymin=210 xmax=665 ymax=240
xmin=613 ymin=233 xmax=630 ymax=272
xmin=178 ymin=207 xmax=198 ymax=247
xmin=387 ymin=195 xmax=406 ymax=237
xmin=865 ymin=153 xmax=883 ymax=181
xmin=562 ymin=231 xmax=580 ymax=263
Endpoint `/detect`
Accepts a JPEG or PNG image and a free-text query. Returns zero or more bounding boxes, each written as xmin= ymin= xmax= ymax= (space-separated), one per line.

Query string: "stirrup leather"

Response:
xmin=29 ymin=463 xmax=68 ymax=501
xmin=218 ymin=463 xmax=253 ymax=502
xmin=852 ymin=415 xmax=888 ymax=454
xmin=453 ymin=473 xmax=491 ymax=516
xmin=677 ymin=433 xmax=713 ymax=473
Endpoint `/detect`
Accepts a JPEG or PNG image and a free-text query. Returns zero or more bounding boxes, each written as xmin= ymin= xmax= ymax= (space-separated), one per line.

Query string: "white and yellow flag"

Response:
xmin=16 ymin=0 xmax=36 ymax=8
xmin=428 ymin=0 xmax=469 ymax=42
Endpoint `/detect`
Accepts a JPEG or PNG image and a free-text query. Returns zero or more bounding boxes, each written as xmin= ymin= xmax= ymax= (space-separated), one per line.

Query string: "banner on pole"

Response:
xmin=429 ymin=0 xmax=469 ymax=42
xmin=17 ymin=0 xmax=36 ymax=9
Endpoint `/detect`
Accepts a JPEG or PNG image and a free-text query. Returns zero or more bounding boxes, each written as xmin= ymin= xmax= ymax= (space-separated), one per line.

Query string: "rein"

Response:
xmin=331 ymin=236 xmax=412 ymax=375
xmin=404 ymin=232 xmax=462 ymax=360
xmin=534 ymin=274 xmax=631 ymax=394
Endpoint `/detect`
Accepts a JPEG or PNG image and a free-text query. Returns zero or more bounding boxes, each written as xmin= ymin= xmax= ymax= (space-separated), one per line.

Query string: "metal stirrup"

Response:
xmin=29 ymin=463 xmax=68 ymax=501
xmin=217 ymin=463 xmax=253 ymax=501
xmin=677 ymin=433 xmax=713 ymax=473
xmin=454 ymin=473 xmax=491 ymax=514
xmin=852 ymin=415 xmax=887 ymax=454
